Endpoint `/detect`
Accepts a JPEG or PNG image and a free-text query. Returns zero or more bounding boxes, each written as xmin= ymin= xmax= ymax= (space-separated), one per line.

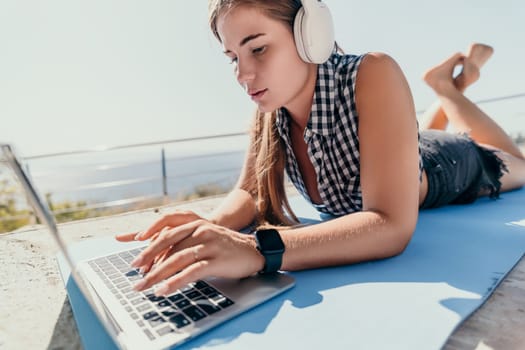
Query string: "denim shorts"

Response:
xmin=419 ymin=130 xmax=508 ymax=209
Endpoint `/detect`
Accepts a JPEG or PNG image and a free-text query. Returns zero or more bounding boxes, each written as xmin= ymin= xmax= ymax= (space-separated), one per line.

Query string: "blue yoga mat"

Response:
xmin=57 ymin=188 xmax=525 ymax=349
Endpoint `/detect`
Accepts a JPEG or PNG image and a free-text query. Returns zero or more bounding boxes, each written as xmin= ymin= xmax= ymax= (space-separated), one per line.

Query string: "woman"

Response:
xmin=117 ymin=0 xmax=525 ymax=297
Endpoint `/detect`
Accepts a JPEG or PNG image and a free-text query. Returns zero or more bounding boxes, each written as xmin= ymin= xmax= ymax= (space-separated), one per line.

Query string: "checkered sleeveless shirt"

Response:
xmin=276 ymin=52 xmax=421 ymax=216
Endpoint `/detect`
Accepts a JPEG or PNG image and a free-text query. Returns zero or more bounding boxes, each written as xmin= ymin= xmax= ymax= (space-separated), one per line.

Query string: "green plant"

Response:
xmin=0 ymin=176 xmax=31 ymax=233
xmin=176 ymin=183 xmax=229 ymax=201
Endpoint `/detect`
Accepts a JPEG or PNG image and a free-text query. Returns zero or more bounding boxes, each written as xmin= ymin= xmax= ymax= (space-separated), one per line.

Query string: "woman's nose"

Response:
xmin=236 ymin=59 xmax=256 ymax=86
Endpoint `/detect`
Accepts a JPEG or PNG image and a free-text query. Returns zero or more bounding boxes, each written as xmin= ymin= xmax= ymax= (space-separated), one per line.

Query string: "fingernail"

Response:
xmin=133 ymin=279 xmax=147 ymax=291
xmin=154 ymin=283 xmax=169 ymax=296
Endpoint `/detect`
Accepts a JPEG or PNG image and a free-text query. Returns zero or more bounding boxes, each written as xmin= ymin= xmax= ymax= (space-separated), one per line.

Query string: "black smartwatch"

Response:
xmin=254 ymin=228 xmax=285 ymax=274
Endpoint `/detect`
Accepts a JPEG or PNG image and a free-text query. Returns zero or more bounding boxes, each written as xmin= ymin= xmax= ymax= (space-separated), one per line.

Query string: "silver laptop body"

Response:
xmin=1 ymin=143 xmax=295 ymax=350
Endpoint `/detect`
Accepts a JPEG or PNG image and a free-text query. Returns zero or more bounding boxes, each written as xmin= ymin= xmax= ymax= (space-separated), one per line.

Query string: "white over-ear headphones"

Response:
xmin=294 ymin=0 xmax=335 ymax=64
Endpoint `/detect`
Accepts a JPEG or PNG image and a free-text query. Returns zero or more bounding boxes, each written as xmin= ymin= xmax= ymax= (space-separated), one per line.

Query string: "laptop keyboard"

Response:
xmin=87 ymin=247 xmax=235 ymax=341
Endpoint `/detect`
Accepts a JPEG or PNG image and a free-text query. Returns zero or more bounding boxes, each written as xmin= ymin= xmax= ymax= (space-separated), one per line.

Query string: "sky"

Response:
xmin=1 ymin=0 xmax=524 ymax=157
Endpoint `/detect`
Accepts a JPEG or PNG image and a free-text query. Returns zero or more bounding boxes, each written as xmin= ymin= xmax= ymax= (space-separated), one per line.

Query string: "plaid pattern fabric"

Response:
xmin=276 ymin=53 xmax=422 ymax=216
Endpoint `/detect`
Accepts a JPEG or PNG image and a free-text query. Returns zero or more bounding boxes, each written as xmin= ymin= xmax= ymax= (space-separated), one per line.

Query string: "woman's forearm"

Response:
xmin=208 ymin=188 xmax=256 ymax=230
xmin=280 ymin=209 xmax=416 ymax=271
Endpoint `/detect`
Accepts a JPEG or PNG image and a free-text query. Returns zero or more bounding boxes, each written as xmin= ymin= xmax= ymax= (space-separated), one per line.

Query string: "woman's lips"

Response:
xmin=249 ymin=89 xmax=267 ymax=102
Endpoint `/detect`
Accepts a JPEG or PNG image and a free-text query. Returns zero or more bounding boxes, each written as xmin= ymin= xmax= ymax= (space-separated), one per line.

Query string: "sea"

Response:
xmin=18 ymin=134 xmax=250 ymax=209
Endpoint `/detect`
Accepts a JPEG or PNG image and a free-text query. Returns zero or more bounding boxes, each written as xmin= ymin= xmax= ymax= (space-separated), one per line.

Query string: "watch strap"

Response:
xmin=259 ymin=249 xmax=283 ymax=274
xmin=255 ymin=229 xmax=285 ymax=274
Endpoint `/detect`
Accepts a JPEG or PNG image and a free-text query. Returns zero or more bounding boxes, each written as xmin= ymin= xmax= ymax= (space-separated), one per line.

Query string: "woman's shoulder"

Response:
xmin=328 ymin=52 xmax=400 ymax=88
xmin=358 ymin=52 xmax=401 ymax=71
xmin=354 ymin=52 xmax=406 ymax=91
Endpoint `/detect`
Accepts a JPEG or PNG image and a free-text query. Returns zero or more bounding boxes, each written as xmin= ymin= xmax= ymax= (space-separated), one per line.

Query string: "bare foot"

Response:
xmin=422 ymin=52 xmax=464 ymax=94
xmin=466 ymin=43 xmax=494 ymax=69
xmin=455 ymin=43 xmax=493 ymax=91
xmin=454 ymin=58 xmax=480 ymax=91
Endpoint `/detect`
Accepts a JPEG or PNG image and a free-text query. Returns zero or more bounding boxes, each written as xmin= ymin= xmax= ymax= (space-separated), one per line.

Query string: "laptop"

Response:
xmin=1 ymin=143 xmax=295 ymax=350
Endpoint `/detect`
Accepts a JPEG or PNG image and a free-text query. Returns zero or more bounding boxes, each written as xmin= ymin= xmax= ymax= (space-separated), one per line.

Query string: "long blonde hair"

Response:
xmin=208 ymin=0 xmax=301 ymax=226
xmin=252 ymin=110 xmax=298 ymax=226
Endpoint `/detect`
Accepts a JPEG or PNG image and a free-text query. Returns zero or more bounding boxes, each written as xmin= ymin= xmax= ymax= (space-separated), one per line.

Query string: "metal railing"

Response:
xmin=24 ymin=132 xmax=247 ymax=160
xmin=1 ymin=132 xmax=249 ymax=228
xmin=415 ymin=92 xmax=525 ymax=114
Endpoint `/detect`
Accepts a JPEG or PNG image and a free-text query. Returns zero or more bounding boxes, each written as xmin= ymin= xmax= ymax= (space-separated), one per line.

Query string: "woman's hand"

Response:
xmin=115 ymin=210 xmax=204 ymax=242
xmin=128 ymin=219 xmax=265 ymax=296
xmin=115 ymin=211 xmax=208 ymax=275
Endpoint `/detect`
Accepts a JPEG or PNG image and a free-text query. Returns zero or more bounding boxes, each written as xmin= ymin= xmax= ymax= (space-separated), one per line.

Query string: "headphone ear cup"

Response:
xmin=293 ymin=1 xmax=335 ymax=64
xmin=293 ymin=7 xmax=309 ymax=62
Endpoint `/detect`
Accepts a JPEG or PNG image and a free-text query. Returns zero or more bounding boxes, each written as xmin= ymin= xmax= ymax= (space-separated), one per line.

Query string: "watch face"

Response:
xmin=256 ymin=229 xmax=285 ymax=253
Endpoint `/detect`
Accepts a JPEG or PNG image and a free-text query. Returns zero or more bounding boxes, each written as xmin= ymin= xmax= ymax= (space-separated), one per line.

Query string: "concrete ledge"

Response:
xmin=1 ymin=195 xmax=524 ymax=349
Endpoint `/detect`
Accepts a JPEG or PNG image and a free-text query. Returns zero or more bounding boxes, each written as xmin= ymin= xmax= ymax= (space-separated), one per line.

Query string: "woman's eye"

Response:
xmin=228 ymin=57 xmax=238 ymax=65
xmin=252 ymin=46 xmax=266 ymax=55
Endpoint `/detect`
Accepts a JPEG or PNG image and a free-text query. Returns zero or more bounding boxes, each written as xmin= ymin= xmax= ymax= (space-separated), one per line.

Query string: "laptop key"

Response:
xmin=200 ymin=286 xmax=218 ymax=296
xmin=175 ymin=299 xmax=190 ymax=309
xmin=146 ymin=294 xmax=165 ymax=302
xmin=194 ymin=280 xmax=209 ymax=290
xmin=199 ymin=303 xmax=221 ymax=315
xmin=209 ymin=293 xmax=234 ymax=308
xmin=157 ymin=325 xmax=174 ymax=336
xmin=107 ymin=273 xmax=121 ymax=280
xmin=125 ymin=291 xmax=140 ymax=299
xmin=186 ymin=291 xmax=202 ymax=300
xmin=94 ymin=258 xmax=107 ymax=265
xmin=125 ymin=269 xmax=139 ymax=277
xmin=158 ymin=300 xmax=171 ymax=308
xmin=116 ymin=282 xmax=129 ymax=290
xmin=194 ymin=300 xmax=221 ymax=315
xmin=182 ymin=306 xmax=206 ymax=322
xmin=119 ymin=252 xmax=132 ymax=259
xmin=161 ymin=309 xmax=178 ymax=318
xmin=167 ymin=293 xmax=184 ymax=303
xmin=131 ymin=297 xmax=146 ymax=306
xmin=180 ymin=285 xmax=194 ymax=293
xmin=121 ymin=286 xmax=133 ymax=294
xmin=97 ymin=263 xmax=111 ymax=269
xmin=143 ymin=329 xmax=155 ymax=341
xmin=113 ymin=277 xmax=126 ymax=285
xmin=218 ymin=298 xmax=234 ymax=308
xmin=136 ymin=304 xmax=152 ymax=313
xmin=102 ymin=267 xmax=117 ymax=275
xmin=148 ymin=316 xmax=166 ymax=328
xmin=117 ymin=266 xmax=130 ymax=273
xmin=169 ymin=314 xmax=191 ymax=328
xmin=142 ymin=311 xmax=159 ymax=320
